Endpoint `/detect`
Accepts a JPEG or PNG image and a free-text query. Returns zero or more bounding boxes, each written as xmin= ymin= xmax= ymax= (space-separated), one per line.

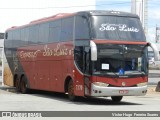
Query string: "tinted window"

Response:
xmin=12 ymin=30 xmax=21 ymax=47
xmin=21 ymin=27 xmax=29 ymax=45
xmin=75 ymin=16 xmax=90 ymax=39
xmin=74 ymin=46 xmax=84 ymax=71
xmin=50 ymin=20 xmax=61 ymax=27
xmin=29 ymin=25 xmax=39 ymax=44
xmin=49 ymin=27 xmax=61 ymax=42
xmin=7 ymin=31 xmax=13 ymax=40
xmin=74 ymin=16 xmax=90 ymax=46
xmin=13 ymin=30 xmax=20 ymax=40
xmin=61 ymin=17 xmax=73 ymax=41
xmin=5 ymin=31 xmax=12 ymax=48
xmin=39 ymin=23 xmax=49 ymax=43
xmin=49 ymin=20 xmax=61 ymax=42
xmin=92 ymin=16 xmax=146 ymax=41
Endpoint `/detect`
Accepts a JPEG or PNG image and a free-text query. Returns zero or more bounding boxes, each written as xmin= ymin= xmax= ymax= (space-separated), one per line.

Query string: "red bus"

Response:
xmin=3 ymin=10 xmax=159 ymax=102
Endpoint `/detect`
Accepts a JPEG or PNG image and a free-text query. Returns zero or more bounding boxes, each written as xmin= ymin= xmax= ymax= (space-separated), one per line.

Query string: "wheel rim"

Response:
xmin=68 ymin=81 xmax=74 ymax=97
xmin=21 ymin=80 xmax=26 ymax=93
xmin=15 ymin=79 xmax=19 ymax=91
xmin=15 ymin=79 xmax=18 ymax=88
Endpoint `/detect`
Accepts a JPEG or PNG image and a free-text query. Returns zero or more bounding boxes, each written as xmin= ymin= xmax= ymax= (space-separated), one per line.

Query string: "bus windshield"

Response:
xmin=93 ymin=44 xmax=148 ymax=77
xmin=91 ymin=16 xmax=146 ymax=41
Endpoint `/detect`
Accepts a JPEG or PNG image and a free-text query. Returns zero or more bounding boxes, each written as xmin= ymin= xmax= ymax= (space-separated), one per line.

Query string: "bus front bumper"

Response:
xmin=90 ymin=84 xmax=147 ymax=97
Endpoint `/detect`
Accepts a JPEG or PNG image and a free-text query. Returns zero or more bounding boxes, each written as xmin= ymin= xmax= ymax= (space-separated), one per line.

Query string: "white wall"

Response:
xmin=131 ymin=0 xmax=148 ymax=34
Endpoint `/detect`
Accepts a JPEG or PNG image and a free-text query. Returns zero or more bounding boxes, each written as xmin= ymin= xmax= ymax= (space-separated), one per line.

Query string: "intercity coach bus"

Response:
xmin=3 ymin=10 xmax=159 ymax=102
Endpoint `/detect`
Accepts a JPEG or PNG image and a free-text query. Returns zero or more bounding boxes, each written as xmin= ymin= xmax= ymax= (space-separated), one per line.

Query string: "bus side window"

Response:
xmin=12 ymin=30 xmax=21 ymax=47
xmin=29 ymin=25 xmax=39 ymax=44
xmin=39 ymin=23 xmax=49 ymax=43
xmin=75 ymin=16 xmax=90 ymax=40
xmin=84 ymin=47 xmax=91 ymax=74
xmin=74 ymin=46 xmax=84 ymax=72
xmin=5 ymin=31 xmax=12 ymax=49
xmin=61 ymin=17 xmax=73 ymax=41
xmin=49 ymin=20 xmax=61 ymax=42
xmin=21 ymin=27 xmax=29 ymax=46
xmin=4 ymin=32 xmax=8 ymax=39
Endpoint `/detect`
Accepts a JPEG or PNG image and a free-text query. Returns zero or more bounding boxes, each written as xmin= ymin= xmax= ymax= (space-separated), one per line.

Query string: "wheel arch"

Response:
xmin=13 ymin=74 xmax=19 ymax=87
xmin=20 ymin=74 xmax=30 ymax=88
xmin=64 ymin=76 xmax=73 ymax=93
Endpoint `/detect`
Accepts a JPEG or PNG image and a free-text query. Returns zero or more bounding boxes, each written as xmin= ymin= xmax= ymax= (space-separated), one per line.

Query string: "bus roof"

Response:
xmin=6 ymin=10 xmax=139 ymax=31
xmin=6 ymin=13 xmax=74 ymax=31
xmin=30 ymin=13 xmax=73 ymax=24
xmin=77 ymin=10 xmax=139 ymax=18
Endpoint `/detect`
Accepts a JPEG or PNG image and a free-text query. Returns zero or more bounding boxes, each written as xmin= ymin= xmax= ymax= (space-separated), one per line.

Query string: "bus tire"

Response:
xmin=111 ymin=96 xmax=123 ymax=102
xmin=15 ymin=77 xmax=20 ymax=92
xmin=20 ymin=76 xmax=29 ymax=94
xmin=68 ymin=80 xmax=76 ymax=101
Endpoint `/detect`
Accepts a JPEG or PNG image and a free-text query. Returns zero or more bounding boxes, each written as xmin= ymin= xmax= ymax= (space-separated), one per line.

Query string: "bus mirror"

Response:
xmin=148 ymin=43 xmax=160 ymax=61
xmin=90 ymin=41 xmax=97 ymax=61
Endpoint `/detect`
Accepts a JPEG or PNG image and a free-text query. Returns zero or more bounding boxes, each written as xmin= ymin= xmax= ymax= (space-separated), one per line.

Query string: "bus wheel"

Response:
xmin=68 ymin=80 xmax=76 ymax=101
xmin=111 ymin=96 xmax=123 ymax=102
xmin=20 ymin=77 xmax=28 ymax=94
xmin=15 ymin=78 xmax=20 ymax=92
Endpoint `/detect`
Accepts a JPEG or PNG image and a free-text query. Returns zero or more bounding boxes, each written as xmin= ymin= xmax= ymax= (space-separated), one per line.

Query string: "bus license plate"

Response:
xmin=119 ymin=90 xmax=129 ymax=94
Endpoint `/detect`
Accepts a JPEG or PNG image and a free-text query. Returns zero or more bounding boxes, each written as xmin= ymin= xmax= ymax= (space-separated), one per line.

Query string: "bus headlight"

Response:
xmin=93 ymin=82 xmax=109 ymax=87
xmin=137 ymin=82 xmax=147 ymax=87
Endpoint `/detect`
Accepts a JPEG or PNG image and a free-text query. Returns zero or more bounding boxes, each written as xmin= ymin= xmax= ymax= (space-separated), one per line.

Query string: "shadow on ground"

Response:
xmin=0 ymin=86 xmax=142 ymax=106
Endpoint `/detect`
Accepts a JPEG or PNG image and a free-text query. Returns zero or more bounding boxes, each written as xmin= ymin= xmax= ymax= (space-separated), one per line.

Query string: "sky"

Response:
xmin=0 ymin=0 xmax=95 ymax=32
xmin=0 ymin=0 xmax=160 ymax=42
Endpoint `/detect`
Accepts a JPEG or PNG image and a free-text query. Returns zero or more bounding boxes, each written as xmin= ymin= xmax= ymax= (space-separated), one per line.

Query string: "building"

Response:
xmin=131 ymin=0 xmax=160 ymax=62
xmin=131 ymin=0 xmax=148 ymax=35
xmin=0 ymin=35 xmax=4 ymax=83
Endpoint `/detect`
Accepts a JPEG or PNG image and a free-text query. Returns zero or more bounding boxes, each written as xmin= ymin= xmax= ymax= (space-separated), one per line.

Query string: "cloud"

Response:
xmin=96 ymin=0 xmax=128 ymax=2
xmin=0 ymin=0 xmax=95 ymax=32
xmin=96 ymin=0 xmax=130 ymax=12
xmin=150 ymin=9 xmax=160 ymax=20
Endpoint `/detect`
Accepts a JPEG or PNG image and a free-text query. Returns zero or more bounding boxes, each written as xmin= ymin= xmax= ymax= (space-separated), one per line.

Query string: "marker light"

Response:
xmin=137 ymin=82 xmax=147 ymax=87
xmin=93 ymin=82 xmax=109 ymax=87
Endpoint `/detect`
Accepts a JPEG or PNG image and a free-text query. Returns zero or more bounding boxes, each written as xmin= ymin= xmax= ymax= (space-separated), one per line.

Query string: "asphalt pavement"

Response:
xmin=148 ymin=70 xmax=160 ymax=85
